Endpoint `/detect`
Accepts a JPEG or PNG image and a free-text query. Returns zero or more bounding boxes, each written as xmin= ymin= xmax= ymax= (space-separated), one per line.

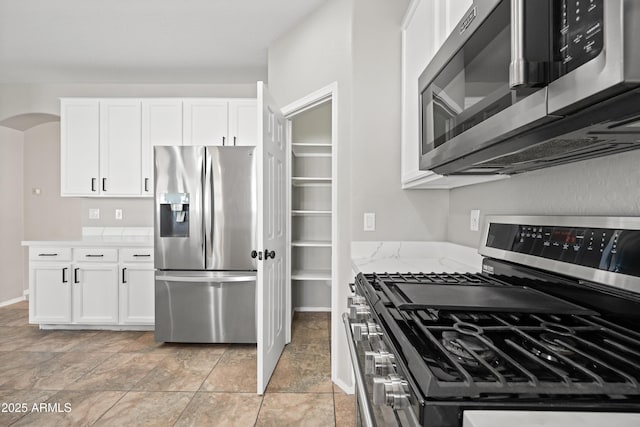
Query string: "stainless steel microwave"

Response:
xmin=419 ymin=0 xmax=640 ymax=175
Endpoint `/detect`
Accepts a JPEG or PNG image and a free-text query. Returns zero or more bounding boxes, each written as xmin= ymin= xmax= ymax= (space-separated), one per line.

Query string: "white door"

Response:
xmin=60 ymin=99 xmax=100 ymax=196
xmin=183 ymin=99 xmax=228 ymax=146
xmin=119 ymin=263 xmax=155 ymax=324
xmin=228 ymin=99 xmax=258 ymax=146
xmin=29 ymin=263 xmax=72 ymax=323
xmin=141 ymin=99 xmax=183 ymax=195
xmin=256 ymin=82 xmax=288 ymax=394
xmin=72 ymin=264 xmax=119 ymax=324
xmin=99 ymin=99 xmax=142 ymax=195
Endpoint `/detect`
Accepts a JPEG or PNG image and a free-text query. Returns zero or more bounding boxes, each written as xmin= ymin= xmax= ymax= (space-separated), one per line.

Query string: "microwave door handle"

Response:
xmin=509 ymin=0 xmax=527 ymax=89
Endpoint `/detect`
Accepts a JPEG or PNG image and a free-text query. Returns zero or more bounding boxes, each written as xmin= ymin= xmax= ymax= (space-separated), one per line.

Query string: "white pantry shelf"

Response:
xmin=291 ymin=240 xmax=332 ymax=247
xmin=291 ymin=210 xmax=332 ymax=216
xmin=291 ymin=143 xmax=332 ymax=158
xmin=291 ymin=269 xmax=332 ymax=281
xmin=291 ymin=177 xmax=332 ymax=187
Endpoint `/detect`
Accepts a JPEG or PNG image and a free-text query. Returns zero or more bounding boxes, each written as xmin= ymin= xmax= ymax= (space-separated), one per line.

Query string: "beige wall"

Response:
xmin=350 ymin=0 xmax=448 ymax=242
xmin=0 ymin=126 xmax=25 ymax=303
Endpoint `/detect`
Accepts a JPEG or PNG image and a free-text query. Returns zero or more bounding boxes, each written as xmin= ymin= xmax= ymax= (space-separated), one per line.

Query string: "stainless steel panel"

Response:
xmin=154 ymin=146 xmax=205 ymax=270
xmin=204 ymin=147 xmax=257 ymax=270
xmin=154 ymin=271 xmax=256 ymax=343
xmin=547 ymin=0 xmax=640 ymax=114
xmin=479 ymin=215 xmax=640 ymax=296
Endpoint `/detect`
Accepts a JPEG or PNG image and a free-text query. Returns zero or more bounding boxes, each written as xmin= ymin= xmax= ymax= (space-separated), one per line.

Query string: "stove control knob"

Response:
xmin=349 ymin=303 xmax=370 ymax=320
xmin=365 ymin=350 xmax=395 ymax=375
xmin=372 ymin=374 xmax=410 ymax=409
xmin=352 ymin=321 xmax=382 ymax=341
xmin=347 ymin=295 xmax=367 ymax=306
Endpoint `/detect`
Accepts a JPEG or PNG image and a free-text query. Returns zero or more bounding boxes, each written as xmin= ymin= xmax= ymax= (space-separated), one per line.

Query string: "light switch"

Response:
xmin=115 ymin=209 xmax=123 ymax=220
xmin=89 ymin=208 xmax=100 ymax=220
xmin=364 ymin=213 xmax=376 ymax=232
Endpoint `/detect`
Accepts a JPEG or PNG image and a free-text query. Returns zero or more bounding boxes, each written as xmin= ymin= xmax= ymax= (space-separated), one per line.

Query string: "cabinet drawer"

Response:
xmin=29 ymin=247 xmax=72 ymax=262
xmin=74 ymin=248 xmax=118 ymax=262
xmin=120 ymin=248 xmax=154 ymax=263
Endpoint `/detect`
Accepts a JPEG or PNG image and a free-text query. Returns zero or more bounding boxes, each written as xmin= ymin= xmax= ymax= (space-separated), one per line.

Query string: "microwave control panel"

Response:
xmin=552 ymin=0 xmax=604 ymax=79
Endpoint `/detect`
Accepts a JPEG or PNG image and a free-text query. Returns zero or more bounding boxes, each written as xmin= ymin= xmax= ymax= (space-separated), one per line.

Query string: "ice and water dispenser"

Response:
xmin=159 ymin=193 xmax=190 ymax=237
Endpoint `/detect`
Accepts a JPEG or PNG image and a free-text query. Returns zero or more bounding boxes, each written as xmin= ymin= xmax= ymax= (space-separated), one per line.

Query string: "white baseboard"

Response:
xmin=38 ymin=324 xmax=154 ymax=331
xmin=23 ymin=289 xmax=29 ymax=297
xmin=332 ymin=377 xmax=355 ymax=395
xmin=0 ymin=295 xmax=27 ymax=308
xmin=294 ymin=306 xmax=331 ymax=312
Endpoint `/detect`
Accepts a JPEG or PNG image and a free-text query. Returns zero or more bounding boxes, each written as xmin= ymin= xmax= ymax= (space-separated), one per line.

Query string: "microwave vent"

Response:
xmin=473 ymin=136 xmax=638 ymax=172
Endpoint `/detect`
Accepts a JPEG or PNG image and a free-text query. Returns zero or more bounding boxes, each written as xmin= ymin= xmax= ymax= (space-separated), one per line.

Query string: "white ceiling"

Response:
xmin=0 ymin=0 xmax=326 ymax=84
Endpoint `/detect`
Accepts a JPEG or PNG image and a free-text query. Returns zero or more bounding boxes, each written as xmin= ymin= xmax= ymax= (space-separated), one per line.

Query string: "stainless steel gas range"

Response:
xmin=344 ymin=216 xmax=640 ymax=427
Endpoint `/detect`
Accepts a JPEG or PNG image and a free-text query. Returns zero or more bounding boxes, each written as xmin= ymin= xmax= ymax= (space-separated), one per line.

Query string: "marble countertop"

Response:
xmin=22 ymin=227 xmax=153 ymax=247
xmin=351 ymin=241 xmax=483 ymax=275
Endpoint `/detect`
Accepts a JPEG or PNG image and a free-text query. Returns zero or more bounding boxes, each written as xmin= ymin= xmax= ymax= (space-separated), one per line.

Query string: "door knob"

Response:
xmin=265 ymin=250 xmax=276 ymax=260
xmin=251 ymin=250 xmax=263 ymax=260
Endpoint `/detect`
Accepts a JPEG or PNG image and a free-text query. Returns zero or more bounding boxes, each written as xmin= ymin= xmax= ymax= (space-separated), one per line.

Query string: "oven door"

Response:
xmin=419 ymin=0 xmax=554 ymax=173
xmin=547 ymin=0 xmax=640 ymax=115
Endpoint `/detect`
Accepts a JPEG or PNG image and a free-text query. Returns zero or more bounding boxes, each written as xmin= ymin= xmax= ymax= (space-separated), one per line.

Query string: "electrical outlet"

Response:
xmin=364 ymin=213 xmax=376 ymax=232
xmin=470 ymin=209 xmax=480 ymax=231
xmin=89 ymin=208 xmax=100 ymax=220
xmin=115 ymin=209 xmax=123 ymax=220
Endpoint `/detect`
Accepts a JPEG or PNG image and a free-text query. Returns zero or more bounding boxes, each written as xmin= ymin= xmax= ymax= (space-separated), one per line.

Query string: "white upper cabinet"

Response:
xmin=61 ymin=97 xmax=256 ymax=197
xmin=228 ymin=99 xmax=258 ymax=146
xmin=183 ymin=99 xmax=229 ymax=146
xmin=60 ymin=99 xmax=100 ymax=196
xmin=141 ymin=99 xmax=183 ymax=195
xmin=99 ymin=99 xmax=142 ymax=196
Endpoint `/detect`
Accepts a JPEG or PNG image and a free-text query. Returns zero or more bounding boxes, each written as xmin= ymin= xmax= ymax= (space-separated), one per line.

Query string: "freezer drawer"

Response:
xmin=154 ymin=271 xmax=256 ymax=343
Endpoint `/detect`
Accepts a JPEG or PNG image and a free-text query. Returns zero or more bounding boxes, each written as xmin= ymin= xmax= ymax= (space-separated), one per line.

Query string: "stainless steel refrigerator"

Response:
xmin=154 ymin=145 xmax=257 ymax=343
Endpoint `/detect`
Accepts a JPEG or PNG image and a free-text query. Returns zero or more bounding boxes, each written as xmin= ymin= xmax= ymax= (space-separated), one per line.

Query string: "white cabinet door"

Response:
xmin=99 ymin=99 xmax=142 ymax=195
xmin=141 ymin=99 xmax=183 ymax=195
xmin=29 ymin=263 xmax=72 ymax=323
xmin=228 ymin=99 xmax=258 ymax=146
xmin=183 ymin=99 xmax=228 ymax=146
xmin=72 ymin=264 xmax=119 ymax=324
xmin=60 ymin=99 xmax=100 ymax=196
xmin=119 ymin=263 xmax=155 ymax=325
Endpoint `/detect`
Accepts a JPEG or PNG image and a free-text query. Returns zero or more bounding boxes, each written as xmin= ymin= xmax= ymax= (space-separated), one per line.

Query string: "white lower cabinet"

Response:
xmin=29 ymin=263 xmax=72 ymax=324
xmin=28 ymin=246 xmax=154 ymax=328
xmin=119 ymin=263 xmax=155 ymax=325
xmin=72 ymin=263 xmax=119 ymax=324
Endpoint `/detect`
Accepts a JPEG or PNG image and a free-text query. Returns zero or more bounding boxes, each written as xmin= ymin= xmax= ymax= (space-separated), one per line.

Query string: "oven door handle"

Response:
xmin=343 ymin=313 xmax=376 ymax=427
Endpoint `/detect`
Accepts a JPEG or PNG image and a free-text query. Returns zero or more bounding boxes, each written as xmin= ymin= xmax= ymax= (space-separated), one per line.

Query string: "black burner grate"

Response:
xmin=359 ymin=272 xmax=640 ymax=399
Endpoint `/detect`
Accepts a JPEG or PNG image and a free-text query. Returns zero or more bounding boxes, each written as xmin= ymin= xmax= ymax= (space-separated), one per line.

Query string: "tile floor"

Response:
xmin=0 ymin=301 xmax=355 ymax=426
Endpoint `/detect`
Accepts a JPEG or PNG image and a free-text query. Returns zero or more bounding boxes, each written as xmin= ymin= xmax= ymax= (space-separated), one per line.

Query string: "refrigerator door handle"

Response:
xmin=156 ymin=273 xmax=256 ymax=283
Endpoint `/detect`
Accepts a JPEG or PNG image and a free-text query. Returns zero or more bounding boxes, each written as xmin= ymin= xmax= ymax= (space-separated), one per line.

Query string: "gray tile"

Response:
xmin=134 ymin=351 xmax=222 ymax=392
xmin=266 ymin=343 xmax=332 ymax=393
xmin=174 ymin=392 xmax=262 ymax=427
xmin=11 ymin=390 xmax=125 ymax=427
xmin=201 ymin=345 xmax=257 ymax=392
xmin=256 ymin=393 xmax=335 ymax=427
xmin=66 ymin=352 xmax=167 ymax=391
xmin=94 ymin=391 xmax=193 ymax=427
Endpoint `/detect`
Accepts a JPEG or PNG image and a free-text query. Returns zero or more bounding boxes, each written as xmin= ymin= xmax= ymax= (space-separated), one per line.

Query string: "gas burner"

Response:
xmin=523 ymin=332 xmax=577 ymax=364
xmin=441 ymin=327 xmax=496 ymax=368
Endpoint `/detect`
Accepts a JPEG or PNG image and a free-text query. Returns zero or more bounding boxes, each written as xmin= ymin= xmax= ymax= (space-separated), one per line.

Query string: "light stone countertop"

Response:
xmin=351 ymin=241 xmax=483 ymax=275
xmin=21 ymin=227 xmax=154 ymax=247
xmin=463 ymin=410 xmax=640 ymax=427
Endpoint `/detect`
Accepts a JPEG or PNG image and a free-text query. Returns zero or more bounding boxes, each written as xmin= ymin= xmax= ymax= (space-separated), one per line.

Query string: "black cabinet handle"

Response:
xmin=85 ymin=254 xmax=104 ymax=258
xmin=122 ymin=268 xmax=127 ymax=284
xmin=222 ymin=136 xmax=226 ymax=146
xmin=233 ymin=136 xmax=237 ymax=146
xmin=144 ymin=178 xmax=150 ymax=192
xmin=38 ymin=253 xmax=58 ymax=257
xmin=62 ymin=268 xmax=68 ymax=283
xmin=73 ymin=268 xmax=80 ymax=284
xmin=91 ymin=178 xmax=97 ymax=192
xmin=102 ymin=178 xmax=107 ymax=192
xmin=133 ymin=254 xmax=151 ymax=257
